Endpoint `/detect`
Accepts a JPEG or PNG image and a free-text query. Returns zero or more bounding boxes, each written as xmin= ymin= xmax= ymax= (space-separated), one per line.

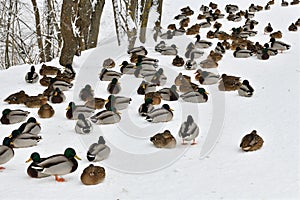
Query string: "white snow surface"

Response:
xmin=0 ymin=0 xmax=299 ymax=199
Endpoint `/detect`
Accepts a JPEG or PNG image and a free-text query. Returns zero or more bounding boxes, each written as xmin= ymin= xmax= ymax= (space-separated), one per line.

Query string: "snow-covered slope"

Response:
xmin=0 ymin=0 xmax=299 ymax=199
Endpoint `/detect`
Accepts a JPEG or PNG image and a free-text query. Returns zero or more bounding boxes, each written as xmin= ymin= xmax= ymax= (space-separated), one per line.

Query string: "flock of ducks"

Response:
xmin=0 ymin=1 xmax=298 ymax=185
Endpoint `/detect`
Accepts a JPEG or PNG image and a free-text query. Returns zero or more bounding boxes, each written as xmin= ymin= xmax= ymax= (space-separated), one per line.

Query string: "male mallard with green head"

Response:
xmin=0 ymin=137 xmax=14 ymax=170
xmin=18 ymin=117 xmax=41 ymax=135
xmin=1 ymin=109 xmax=30 ymax=124
xmin=90 ymin=107 xmax=121 ymax=125
xmin=66 ymin=102 xmax=95 ymax=120
xmin=9 ymin=129 xmax=42 ymax=148
xmin=180 ymin=88 xmax=209 ymax=103
xmin=146 ymin=104 xmax=174 ymax=123
xmin=138 ymin=98 xmax=154 ymax=117
xmin=87 ymin=136 xmax=111 ymax=162
xmin=107 ymin=78 xmax=121 ymax=94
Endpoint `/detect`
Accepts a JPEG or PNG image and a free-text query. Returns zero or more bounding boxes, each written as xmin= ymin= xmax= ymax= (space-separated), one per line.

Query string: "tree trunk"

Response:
xmin=59 ymin=0 xmax=78 ymax=66
xmin=153 ymin=0 xmax=163 ymax=42
xmin=88 ymin=0 xmax=105 ymax=48
xmin=139 ymin=0 xmax=152 ymax=43
xmin=5 ymin=0 xmax=13 ymax=68
xmin=127 ymin=0 xmax=137 ymax=49
xmin=31 ymin=0 xmax=45 ymax=63
xmin=45 ymin=0 xmax=52 ymax=62
xmin=47 ymin=0 xmax=62 ymax=50
xmin=77 ymin=0 xmax=92 ymax=51
xmin=112 ymin=0 xmax=122 ymax=45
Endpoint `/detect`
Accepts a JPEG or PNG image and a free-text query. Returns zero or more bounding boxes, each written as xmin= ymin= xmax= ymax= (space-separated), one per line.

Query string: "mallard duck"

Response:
xmin=9 ymin=129 xmax=42 ymax=148
xmin=61 ymin=64 xmax=76 ymax=80
xmin=227 ymin=12 xmax=242 ymax=22
xmin=291 ymin=0 xmax=300 ymax=5
xmin=200 ymin=5 xmax=209 ymax=12
xmin=219 ymin=74 xmax=241 ymax=91
xmin=215 ymin=42 xmax=226 ymax=54
xmin=174 ymin=73 xmax=191 ymax=86
xmin=127 ymin=46 xmax=147 ymax=56
xmin=79 ymin=84 xmax=94 ymax=101
xmin=133 ymin=65 xmax=156 ymax=78
xmin=244 ymin=10 xmax=255 ymax=19
xmin=150 ymin=130 xmax=176 ymax=148
xmin=264 ymin=23 xmax=273 ymax=34
xmin=99 ymin=68 xmax=122 ymax=81
xmin=25 ymin=148 xmax=81 ymax=182
xmin=270 ymin=31 xmax=282 ymax=39
xmin=179 ymin=17 xmax=190 ymax=28
xmin=268 ymin=0 xmax=275 ymax=5
xmin=145 ymin=92 xmax=162 ymax=105
xmin=269 ymin=38 xmax=291 ymax=52
xmin=144 ymin=68 xmax=167 ymax=86
xmin=66 ymin=102 xmax=95 ymax=120
xmin=208 ymin=50 xmax=223 ymax=62
xmin=102 ymin=58 xmax=115 ymax=69
xmin=167 ymin=24 xmax=176 ymax=30
xmin=281 ymin=0 xmax=289 ymax=6
xmin=55 ymin=70 xmax=74 ymax=83
xmin=200 ymin=58 xmax=218 ymax=69
xmin=160 ymin=30 xmax=174 ymax=39
xmin=120 ymin=61 xmax=136 ymax=74
xmin=240 ymin=130 xmax=264 ymax=151
xmin=180 ymin=88 xmax=209 ymax=103
xmin=90 ymin=107 xmax=121 ymax=125
xmin=222 ymin=40 xmax=231 ymax=50
xmin=154 ymin=41 xmax=166 ymax=52
xmin=137 ymin=81 xmax=156 ymax=95
xmin=146 ymin=104 xmax=173 ymax=123
xmin=233 ymin=47 xmax=253 ymax=58
xmin=87 ymin=136 xmax=110 ymax=162
xmin=256 ymin=48 xmax=270 ymax=60
xmin=198 ymin=14 xmax=207 ymax=20
xmin=39 ymin=64 xmax=60 ymax=76
xmin=131 ymin=54 xmax=159 ymax=64
xmin=225 ymin=4 xmax=239 ymax=13
xmin=81 ymin=164 xmax=105 ymax=185
xmin=295 ymin=18 xmax=300 ymax=26
xmin=85 ymin=98 xmax=106 ymax=110
xmin=185 ymin=59 xmax=197 ymax=70
xmin=26 ymin=152 xmax=50 ymax=178
xmin=0 ymin=137 xmax=14 ymax=170
xmin=75 ymin=113 xmax=93 ymax=134
xmin=172 ymin=55 xmax=185 ymax=67
xmin=185 ymin=48 xmax=204 ymax=59
xmin=173 ymin=26 xmax=186 ymax=36
xmin=158 ymin=85 xmax=179 ymax=101
xmin=209 ymin=2 xmax=218 ymax=9
xmin=105 ymin=95 xmax=131 ymax=111
xmin=265 ymin=3 xmax=270 ymax=10
xmin=1 ymin=109 xmax=29 ymax=124
xmin=179 ymin=80 xmax=199 ymax=93
xmin=38 ymin=103 xmax=55 ymax=118
xmin=107 ymin=78 xmax=121 ymax=94
xmin=18 ymin=117 xmax=41 ymax=135
xmin=288 ymin=23 xmax=297 ymax=31
xmin=178 ymin=115 xmax=200 ymax=145
xmin=25 ymin=66 xmax=39 ymax=83
xmin=49 ymin=88 xmax=65 ymax=104
xmin=238 ymin=80 xmax=254 ymax=97
xmin=160 ymin=44 xmax=178 ymax=55
xmin=195 ymin=69 xmax=220 ymax=85
xmin=4 ymin=90 xmax=29 ymax=104
xmin=49 ymin=78 xmax=73 ymax=91
xmin=39 ymin=75 xmax=51 ymax=87
xmin=138 ymin=98 xmax=154 ymax=116
xmin=195 ymin=34 xmax=213 ymax=49
xmin=24 ymin=94 xmax=47 ymax=108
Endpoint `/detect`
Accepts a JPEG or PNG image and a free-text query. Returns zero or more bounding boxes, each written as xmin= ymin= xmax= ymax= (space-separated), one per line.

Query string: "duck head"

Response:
xmin=26 ymin=152 xmax=41 ymax=163
xmin=64 ymin=148 xmax=81 ymax=160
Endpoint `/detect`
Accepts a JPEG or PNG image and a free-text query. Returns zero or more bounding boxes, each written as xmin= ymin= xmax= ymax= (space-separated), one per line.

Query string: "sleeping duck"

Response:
xmin=85 ymin=98 xmax=106 ymax=110
xmin=238 ymin=80 xmax=254 ymax=97
xmin=9 ymin=129 xmax=42 ymax=148
xmin=138 ymin=98 xmax=154 ymax=116
xmin=195 ymin=69 xmax=220 ymax=85
xmin=75 ymin=113 xmax=93 ymax=134
xmin=0 ymin=137 xmax=14 ymax=170
xmin=99 ymin=68 xmax=122 ymax=81
xmin=87 ymin=136 xmax=110 ymax=162
xmin=105 ymin=95 xmax=131 ymax=111
xmin=219 ymin=74 xmax=241 ymax=91
xmin=146 ymin=104 xmax=174 ymax=123
xmin=172 ymin=55 xmax=185 ymax=67
xmin=150 ymin=130 xmax=176 ymax=148
xmin=127 ymin=46 xmax=148 ymax=56
xmin=25 ymin=148 xmax=81 ymax=182
xmin=18 ymin=117 xmax=41 ymax=135
xmin=66 ymin=102 xmax=95 ymax=120
xmin=102 ymin=58 xmax=115 ymax=69
xmin=39 ymin=64 xmax=60 ymax=76
xmin=174 ymin=73 xmax=191 ymax=86
xmin=79 ymin=84 xmax=94 ymax=101
xmin=25 ymin=66 xmax=39 ymax=83
xmin=81 ymin=164 xmax=105 ymax=185
xmin=38 ymin=103 xmax=55 ymax=118
xmin=4 ymin=90 xmax=29 ymax=104
xmin=90 ymin=107 xmax=121 ymax=125
xmin=137 ymin=81 xmax=156 ymax=95
xmin=240 ymin=130 xmax=264 ymax=152
xmin=180 ymin=88 xmax=209 ymax=103
xmin=145 ymin=92 xmax=162 ymax=105
xmin=158 ymin=85 xmax=179 ymax=101
xmin=269 ymin=38 xmax=291 ymax=52
xmin=233 ymin=47 xmax=253 ymax=58
xmin=199 ymin=58 xmax=218 ymax=68
xmin=107 ymin=78 xmax=121 ymax=94
xmin=1 ymin=109 xmax=29 ymax=124
xmin=49 ymin=88 xmax=66 ymax=104
xmin=178 ymin=115 xmax=200 ymax=145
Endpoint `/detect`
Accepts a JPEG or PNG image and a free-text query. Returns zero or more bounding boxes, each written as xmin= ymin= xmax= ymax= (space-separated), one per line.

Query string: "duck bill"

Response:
xmin=75 ymin=155 xmax=81 ymax=160
xmin=66 ymin=106 xmax=70 ymax=110
xmin=205 ymin=91 xmax=209 ymax=95
xmin=26 ymin=158 xmax=32 ymax=163
xmin=104 ymin=99 xmax=109 ymax=103
xmin=170 ymin=108 xmax=174 ymax=111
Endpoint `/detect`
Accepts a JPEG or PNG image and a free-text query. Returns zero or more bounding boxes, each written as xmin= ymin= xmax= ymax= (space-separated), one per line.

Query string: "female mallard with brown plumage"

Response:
xmin=81 ymin=164 xmax=105 ymax=185
xmin=240 ymin=130 xmax=264 ymax=152
xmin=150 ymin=130 xmax=176 ymax=148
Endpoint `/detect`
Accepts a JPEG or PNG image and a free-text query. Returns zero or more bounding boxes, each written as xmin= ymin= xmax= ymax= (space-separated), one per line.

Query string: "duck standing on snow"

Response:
xmin=25 ymin=66 xmax=39 ymax=83
xmin=138 ymin=98 xmax=154 ymax=116
xmin=270 ymin=38 xmax=291 ymax=52
xmin=81 ymin=164 xmax=106 ymax=185
xmin=38 ymin=103 xmax=55 ymax=118
xmin=87 ymin=136 xmax=111 ymax=162
xmin=238 ymin=80 xmax=254 ymax=97
xmin=240 ymin=130 xmax=264 ymax=152
xmin=9 ymin=129 xmax=42 ymax=148
xmin=107 ymin=78 xmax=121 ymax=94
xmin=25 ymin=148 xmax=81 ymax=182
xmin=79 ymin=84 xmax=94 ymax=101
xmin=1 ymin=109 xmax=30 ymax=124
xmin=75 ymin=113 xmax=93 ymax=134
xmin=90 ymin=107 xmax=121 ymax=125
xmin=66 ymin=102 xmax=95 ymax=120
xmin=105 ymin=95 xmax=131 ymax=111
xmin=0 ymin=137 xmax=14 ymax=170
xmin=180 ymin=88 xmax=209 ymax=103
xmin=158 ymin=85 xmax=179 ymax=101
xmin=18 ymin=117 xmax=41 ymax=135
xmin=150 ymin=130 xmax=176 ymax=148
xmin=178 ymin=115 xmax=200 ymax=145
xmin=146 ymin=104 xmax=174 ymax=123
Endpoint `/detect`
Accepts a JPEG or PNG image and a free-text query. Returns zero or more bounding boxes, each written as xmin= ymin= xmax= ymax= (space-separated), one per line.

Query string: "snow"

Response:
xmin=0 ymin=0 xmax=299 ymax=199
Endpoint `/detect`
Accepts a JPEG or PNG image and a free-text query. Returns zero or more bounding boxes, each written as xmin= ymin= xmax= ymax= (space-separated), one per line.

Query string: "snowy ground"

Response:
xmin=0 ymin=0 xmax=299 ymax=199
